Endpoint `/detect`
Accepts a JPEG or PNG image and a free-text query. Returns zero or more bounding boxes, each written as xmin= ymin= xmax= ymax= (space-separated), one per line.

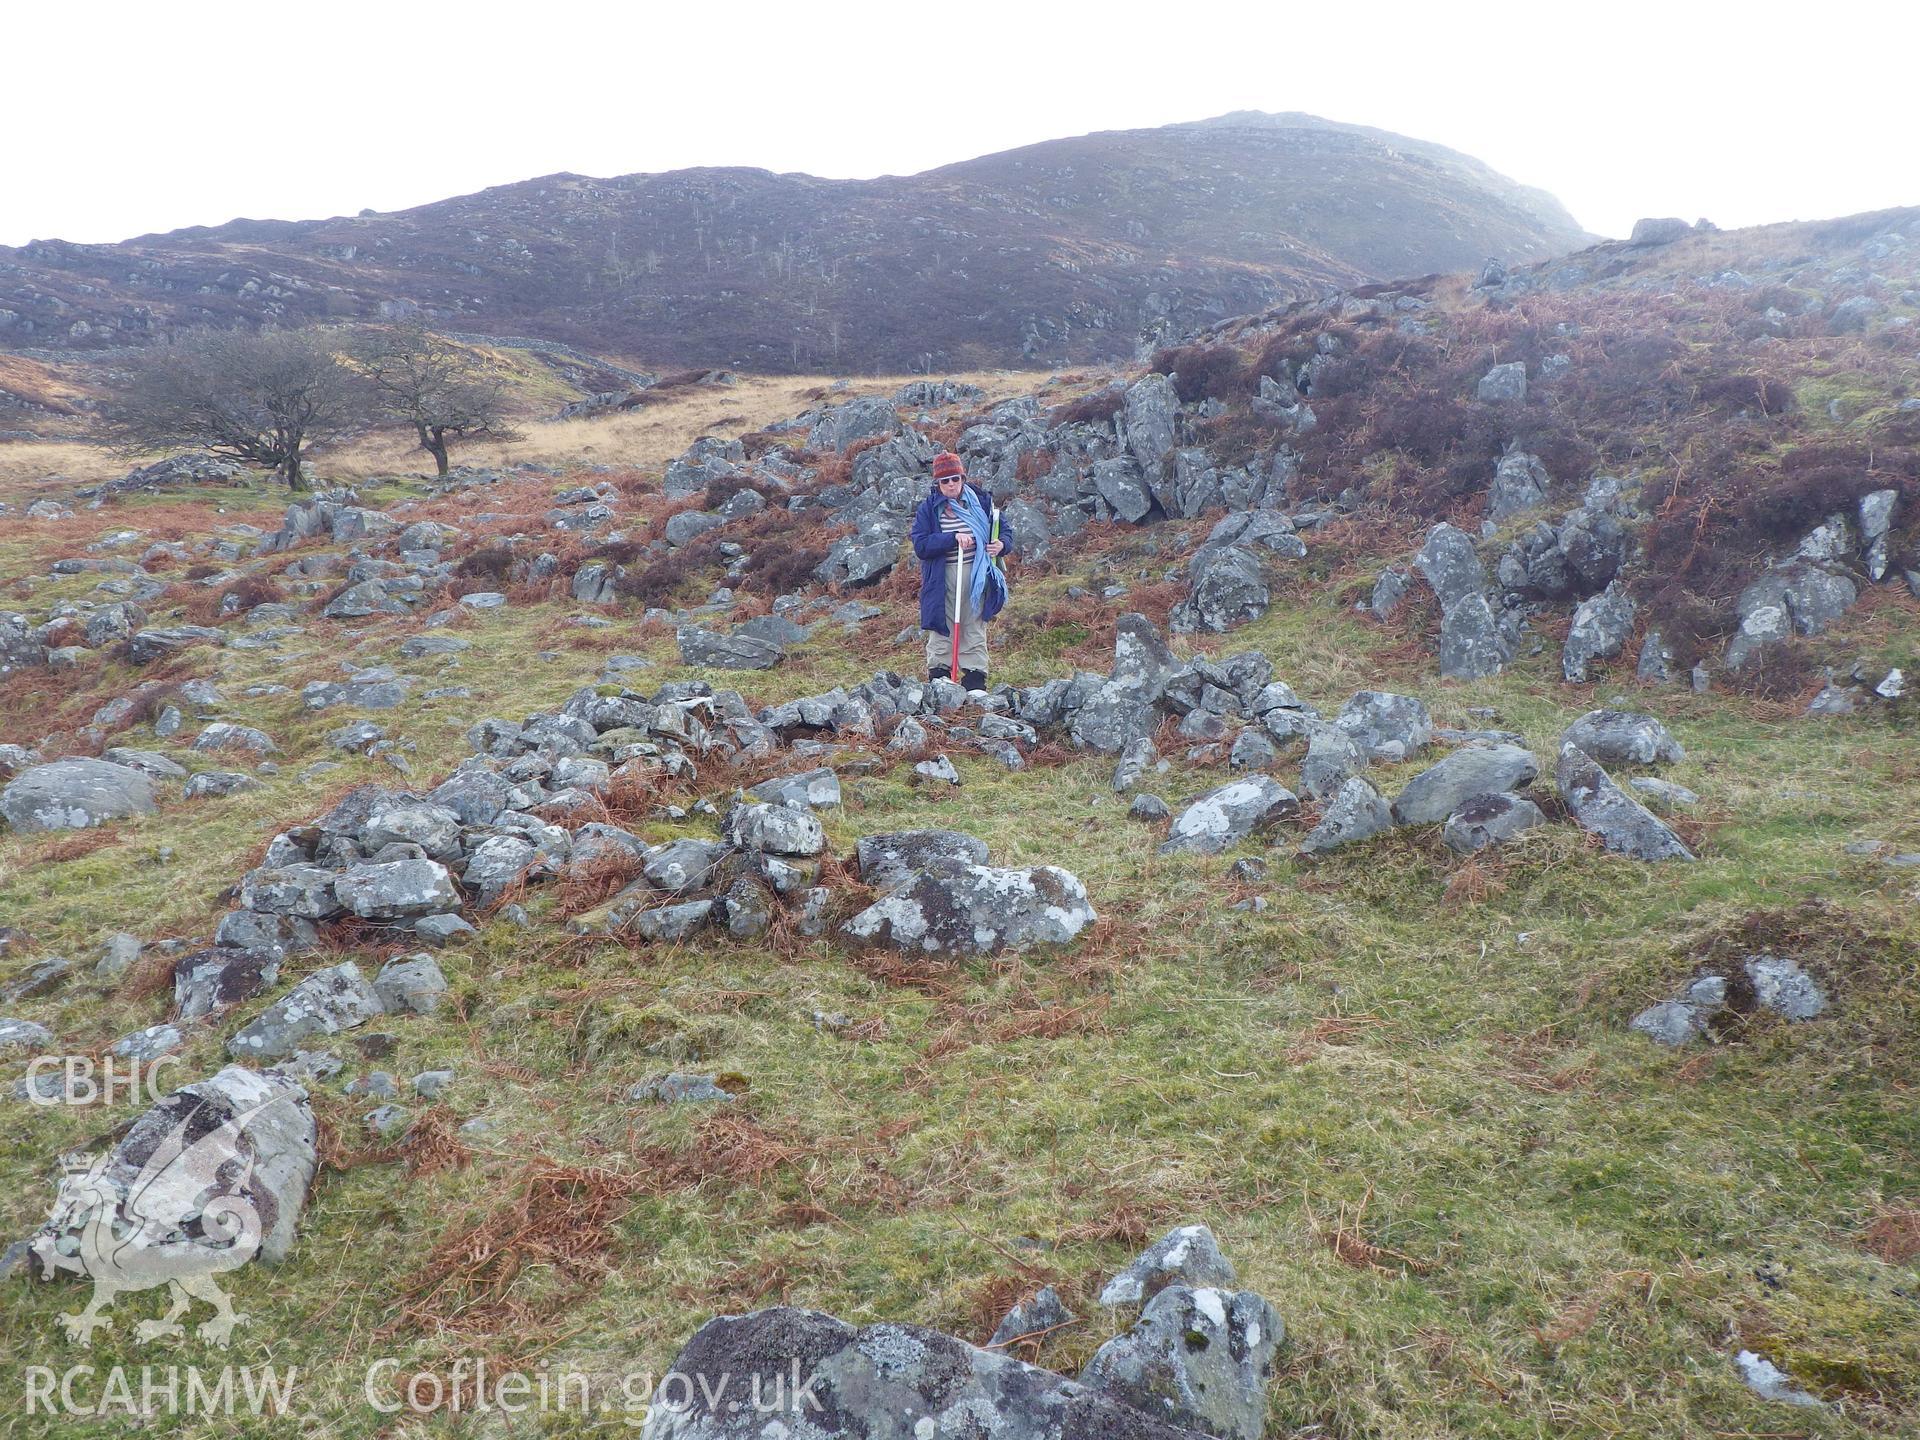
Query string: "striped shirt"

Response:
xmin=939 ymin=505 xmax=970 ymax=567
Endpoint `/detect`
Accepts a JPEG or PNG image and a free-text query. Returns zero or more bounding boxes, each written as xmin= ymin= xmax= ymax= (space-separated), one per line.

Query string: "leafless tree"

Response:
xmin=109 ymin=327 xmax=359 ymax=491
xmin=350 ymin=323 xmax=520 ymax=476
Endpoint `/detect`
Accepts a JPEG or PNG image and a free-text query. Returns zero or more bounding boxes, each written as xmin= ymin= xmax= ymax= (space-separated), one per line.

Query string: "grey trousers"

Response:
xmin=923 ymin=563 xmax=989 ymax=677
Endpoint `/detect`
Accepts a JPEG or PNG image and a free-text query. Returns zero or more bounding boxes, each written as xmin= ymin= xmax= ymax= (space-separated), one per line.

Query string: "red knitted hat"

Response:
xmin=932 ymin=452 xmax=966 ymax=481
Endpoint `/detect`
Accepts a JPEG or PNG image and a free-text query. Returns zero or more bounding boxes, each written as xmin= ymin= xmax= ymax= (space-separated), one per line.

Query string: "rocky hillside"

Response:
xmin=0 ymin=207 xmax=1916 ymax=1439
xmin=0 ymin=112 xmax=1587 ymax=372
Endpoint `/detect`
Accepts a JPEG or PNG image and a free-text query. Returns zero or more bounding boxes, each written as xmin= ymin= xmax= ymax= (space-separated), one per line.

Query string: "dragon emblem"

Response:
xmin=30 ymin=1095 xmax=278 ymax=1348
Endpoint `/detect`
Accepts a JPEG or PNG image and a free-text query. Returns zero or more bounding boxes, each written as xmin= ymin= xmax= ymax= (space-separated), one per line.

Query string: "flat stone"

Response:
xmin=1 ymin=758 xmax=155 ymax=832
xmin=855 ymin=829 xmax=990 ymax=891
xmin=1160 ymin=777 xmax=1299 ymax=856
xmin=842 ymin=864 xmax=1095 ymax=954
xmin=1391 ymin=744 xmax=1539 ymax=825
xmin=227 ymin=963 xmax=385 ymax=1059
xmin=1441 ymin=792 xmax=1547 ymax=853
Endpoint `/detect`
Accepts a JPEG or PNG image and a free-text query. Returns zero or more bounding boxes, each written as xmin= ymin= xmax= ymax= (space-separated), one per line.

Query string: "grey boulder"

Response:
xmin=372 ymin=954 xmax=449 ymax=1015
xmin=637 ymin=1306 xmax=1214 ymax=1440
xmin=1081 ymin=1285 xmax=1283 ymax=1440
xmin=725 ymin=801 xmax=826 ymax=857
xmin=1099 ymin=1223 xmax=1237 ymax=1306
xmin=676 ymin=627 xmax=783 ymax=670
xmin=841 ymin=865 xmax=1095 ymax=954
xmin=333 ymin=859 xmax=460 ymax=920
xmin=1475 ymin=361 xmax=1528 ymax=404
xmin=1415 ymin=523 xmax=1486 ymax=612
xmin=1 ymin=758 xmax=155 ymax=832
xmin=1562 ymin=583 xmax=1636 ymax=683
xmin=1391 ymin=744 xmax=1539 ymax=825
xmin=1560 ymin=710 xmax=1684 ymax=766
xmin=1555 ymin=744 xmax=1694 ymax=861
xmin=855 ymin=829 xmax=990 ymax=892
xmin=1298 ymin=776 xmax=1393 ymax=855
xmin=1160 ymin=777 xmax=1299 ymax=856
xmin=1333 ymin=690 xmax=1433 ymax=762
xmin=1441 ymin=793 xmax=1548 ymax=853
xmin=1170 ymin=547 xmax=1269 ymax=634
xmin=31 ymin=1065 xmax=316 ymax=1270
xmin=227 ymin=962 xmax=385 ymax=1059
xmin=1438 ymin=593 xmax=1512 ymax=679
xmin=174 ymin=947 xmax=282 ymax=1020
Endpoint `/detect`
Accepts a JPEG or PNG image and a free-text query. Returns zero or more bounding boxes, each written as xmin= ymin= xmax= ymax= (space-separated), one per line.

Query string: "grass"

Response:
xmin=0 ymin=369 xmax=1917 ymax=1440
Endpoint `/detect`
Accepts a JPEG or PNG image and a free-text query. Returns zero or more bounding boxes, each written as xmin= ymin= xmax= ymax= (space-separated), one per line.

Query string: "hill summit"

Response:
xmin=0 ymin=112 xmax=1587 ymax=371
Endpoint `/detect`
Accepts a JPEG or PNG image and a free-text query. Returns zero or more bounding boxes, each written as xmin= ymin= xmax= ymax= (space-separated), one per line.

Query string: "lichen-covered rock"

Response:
xmin=676 ymin=626 xmax=783 ymax=670
xmin=239 ymin=864 xmax=346 ymax=920
xmin=462 ymin=835 xmax=538 ymax=905
xmin=1159 ymin=777 xmax=1299 ymax=856
xmin=1475 ymin=361 xmax=1528 ymax=404
xmin=746 ymin=768 xmax=842 ymax=811
xmin=333 ymin=859 xmax=459 ymax=920
xmin=1112 ymin=612 xmax=1178 ymax=701
xmin=372 ymin=954 xmax=448 ymax=1015
xmin=638 ymin=1306 xmax=1207 ymax=1440
xmin=227 ymin=963 xmax=385 ymax=1059
xmin=0 ymin=1017 xmax=54 ymax=1054
xmin=1562 ymin=582 xmax=1636 ymax=682
xmin=1391 ymin=744 xmax=1539 ymax=825
xmin=1081 ymin=1285 xmax=1283 ymax=1440
xmin=724 ymin=801 xmax=826 ymax=857
xmin=642 ymin=838 xmax=730 ymax=892
xmin=1069 ymin=684 xmax=1160 ymax=754
xmin=854 ymin=830 xmax=991 ymax=891
xmin=1441 ymin=792 xmax=1548 ymax=853
xmin=988 ymin=1284 xmax=1076 ymax=1349
xmin=174 ymin=947 xmax=282 ymax=1020
xmin=1438 ymin=593 xmax=1513 ymax=679
xmin=1487 ymin=450 xmax=1549 ymax=519
xmin=1099 ymin=1224 xmax=1238 ymax=1307
xmin=1556 ymin=743 xmax=1695 ymax=861
xmin=1333 ymin=690 xmax=1434 ymax=762
xmin=1297 ymin=723 xmax=1365 ymax=802
xmin=1299 ymin=776 xmax=1393 ymax=855
xmin=841 ymin=865 xmax=1094 ymax=954
xmin=1630 ymin=998 xmax=1711 ymax=1046
xmin=1560 ymin=710 xmax=1685 ymax=766
xmin=1170 ymin=546 xmax=1269 ymax=634
xmin=361 ymin=801 xmax=463 ymax=861
xmin=128 ymin=625 xmax=222 ymax=664
xmin=1 ymin=758 xmax=155 ymax=832
xmin=1745 ymin=954 xmax=1828 ymax=1020
xmin=1415 ymin=523 xmax=1487 ymax=611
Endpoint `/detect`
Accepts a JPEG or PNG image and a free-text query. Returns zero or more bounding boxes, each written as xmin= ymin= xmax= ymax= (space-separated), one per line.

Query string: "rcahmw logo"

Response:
xmin=28 ymin=1093 xmax=281 ymax=1347
xmin=21 ymin=1365 xmax=299 ymax=1419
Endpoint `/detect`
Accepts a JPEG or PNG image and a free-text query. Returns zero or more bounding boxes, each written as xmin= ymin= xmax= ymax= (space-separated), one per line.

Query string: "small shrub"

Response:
xmin=612 ymin=541 xmax=722 ymax=607
xmin=702 ymin=474 xmax=779 ymax=512
xmin=453 ymin=543 xmax=516 ymax=582
xmin=1050 ymin=388 xmax=1125 ymax=426
xmin=738 ymin=541 xmax=826 ymax=596
xmin=1149 ymin=344 xmax=1250 ymax=404
xmin=1698 ymin=374 xmax=1797 ymax=415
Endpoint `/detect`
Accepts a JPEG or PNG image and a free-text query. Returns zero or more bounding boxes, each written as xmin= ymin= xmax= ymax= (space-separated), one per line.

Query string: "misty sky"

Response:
xmin=3 ymin=1 xmax=1912 ymax=251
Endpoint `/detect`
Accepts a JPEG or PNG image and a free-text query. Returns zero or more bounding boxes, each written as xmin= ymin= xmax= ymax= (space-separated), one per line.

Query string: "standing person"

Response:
xmin=911 ymin=451 xmax=1014 ymax=690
